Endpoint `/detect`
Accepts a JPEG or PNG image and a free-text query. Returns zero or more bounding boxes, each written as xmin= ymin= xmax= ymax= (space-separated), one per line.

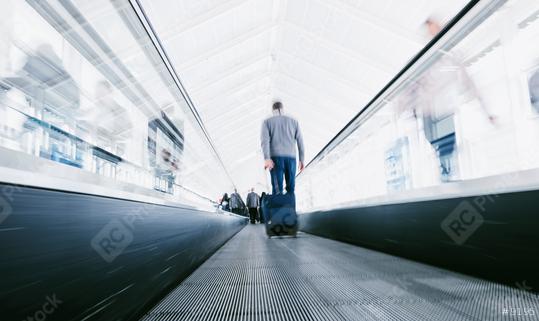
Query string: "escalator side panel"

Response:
xmin=300 ymin=189 xmax=539 ymax=292
xmin=0 ymin=183 xmax=246 ymax=321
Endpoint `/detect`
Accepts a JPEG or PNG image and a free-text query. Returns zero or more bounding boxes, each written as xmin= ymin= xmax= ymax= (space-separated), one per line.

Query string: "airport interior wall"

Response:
xmin=0 ymin=184 xmax=246 ymax=321
xmin=299 ymin=189 xmax=539 ymax=293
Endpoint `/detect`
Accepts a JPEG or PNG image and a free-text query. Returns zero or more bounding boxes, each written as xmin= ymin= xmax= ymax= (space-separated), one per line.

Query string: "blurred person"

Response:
xmin=261 ymin=101 xmax=305 ymax=194
xmin=529 ymin=68 xmax=539 ymax=112
xmin=258 ymin=192 xmax=267 ymax=223
xmin=229 ymin=189 xmax=245 ymax=216
xmin=408 ymin=18 xmax=497 ymax=182
xmin=1 ymin=44 xmax=80 ymax=121
xmin=160 ymin=148 xmax=179 ymax=171
xmin=220 ymin=193 xmax=230 ymax=211
xmin=1 ymin=44 xmax=81 ymax=162
xmin=246 ymin=188 xmax=260 ymax=224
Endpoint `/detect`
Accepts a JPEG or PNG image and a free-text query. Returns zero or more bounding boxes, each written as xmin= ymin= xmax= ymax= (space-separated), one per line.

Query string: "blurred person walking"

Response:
xmin=1 ymin=44 xmax=81 ymax=165
xmin=229 ymin=189 xmax=245 ymax=216
xmin=409 ymin=18 xmax=497 ymax=182
xmin=246 ymin=188 xmax=260 ymax=224
xmin=220 ymin=193 xmax=230 ymax=211
xmin=258 ymin=192 xmax=267 ymax=223
xmin=261 ymin=101 xmax=305 ymax=194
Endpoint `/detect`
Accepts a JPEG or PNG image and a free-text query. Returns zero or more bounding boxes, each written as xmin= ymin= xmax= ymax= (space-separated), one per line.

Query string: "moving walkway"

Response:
xmin=141 ymin=225 xmax=538 ymax=321
xmin=1 ymin=0 xmax=539 ymax=320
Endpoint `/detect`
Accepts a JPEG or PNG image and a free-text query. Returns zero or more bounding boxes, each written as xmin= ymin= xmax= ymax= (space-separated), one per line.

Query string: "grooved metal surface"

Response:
xmin=141 ymin=225 xmax=539 ymax=321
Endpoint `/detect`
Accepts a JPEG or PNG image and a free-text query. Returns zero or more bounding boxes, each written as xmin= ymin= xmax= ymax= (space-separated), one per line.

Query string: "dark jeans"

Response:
xmin=258 ymin=206 xmax=264 ymax=223
xmin=270 ymin=156 xmax=296 ymax=195
xmin=248 ymin=207 xmax=258 ymax=223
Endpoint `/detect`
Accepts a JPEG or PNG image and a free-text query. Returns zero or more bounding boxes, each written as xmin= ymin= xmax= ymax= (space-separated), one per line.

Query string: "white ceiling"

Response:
xmin=140 ymin=0 xmax=468 ymax=194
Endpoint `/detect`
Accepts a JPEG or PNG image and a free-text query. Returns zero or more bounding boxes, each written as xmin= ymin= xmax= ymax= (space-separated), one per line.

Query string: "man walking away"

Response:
xmin=229 ymin=189 xmax=245 ymax=215
xmin=246 ymin=188 xmax=260 ymax=224
xmin=261 ymin=101 xmax=305 ymax=194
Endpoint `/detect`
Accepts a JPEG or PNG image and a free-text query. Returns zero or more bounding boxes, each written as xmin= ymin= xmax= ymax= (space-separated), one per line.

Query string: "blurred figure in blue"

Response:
xmin=411 ymin=18 xmax=496 ymax=182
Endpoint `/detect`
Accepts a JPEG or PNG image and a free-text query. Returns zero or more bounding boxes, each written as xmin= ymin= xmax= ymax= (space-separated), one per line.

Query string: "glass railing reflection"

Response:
xmin=0 ymin=103 xmax=213 ymax=207
xmin=0 ymin=0 xmax=231 ymax=207
xmin=297 ymin=1 xmax=539 ymax=212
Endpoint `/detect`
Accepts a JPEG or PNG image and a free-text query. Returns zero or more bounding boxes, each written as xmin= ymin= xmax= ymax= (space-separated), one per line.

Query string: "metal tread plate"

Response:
xmin=141 ymin=225 xmax=538 ymax=321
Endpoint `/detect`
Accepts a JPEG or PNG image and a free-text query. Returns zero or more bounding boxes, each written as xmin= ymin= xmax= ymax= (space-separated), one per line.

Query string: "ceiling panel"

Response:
xmin=140 ymin=0 xmax=470 ymax=194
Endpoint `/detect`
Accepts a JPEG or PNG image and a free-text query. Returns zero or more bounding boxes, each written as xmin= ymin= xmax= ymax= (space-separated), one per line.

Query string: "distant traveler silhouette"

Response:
xmin=246 ymin=188 xmax=260 ymax=224
xmin=261 ymin=101 xmax=305 ymax=194
xmin=229 ymin=189 xmax=245 ymax=215
xmin=220 ymin=193 xmax=230 ymax=211
xmin=412 ymin=18 xmax=496 ymax=182
xmin=258 ymin=192 xmax=267 ymax=223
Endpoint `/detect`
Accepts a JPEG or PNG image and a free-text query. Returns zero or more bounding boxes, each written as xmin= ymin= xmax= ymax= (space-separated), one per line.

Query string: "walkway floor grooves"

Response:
xmin=141 ymin=225 xmax=538 ymax=321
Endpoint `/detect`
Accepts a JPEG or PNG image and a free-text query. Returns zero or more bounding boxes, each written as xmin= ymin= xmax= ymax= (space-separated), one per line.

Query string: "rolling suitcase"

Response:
xmin=262 ymin=192 xmax=298 ymax=238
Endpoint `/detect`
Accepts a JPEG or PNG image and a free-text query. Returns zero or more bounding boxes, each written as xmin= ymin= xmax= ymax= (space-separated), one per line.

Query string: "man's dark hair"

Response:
xmin=272 ymin=101 xmax=283 ymax=110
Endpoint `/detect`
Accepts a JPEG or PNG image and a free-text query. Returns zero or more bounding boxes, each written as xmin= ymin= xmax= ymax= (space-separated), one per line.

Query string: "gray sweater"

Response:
xmin=229 ymin=192 xmax=244 ymax=209
xmin=246 ymin=192 xmax=260 ymax=208
xmin=261 ymin=114 xmax=305 ymax=162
